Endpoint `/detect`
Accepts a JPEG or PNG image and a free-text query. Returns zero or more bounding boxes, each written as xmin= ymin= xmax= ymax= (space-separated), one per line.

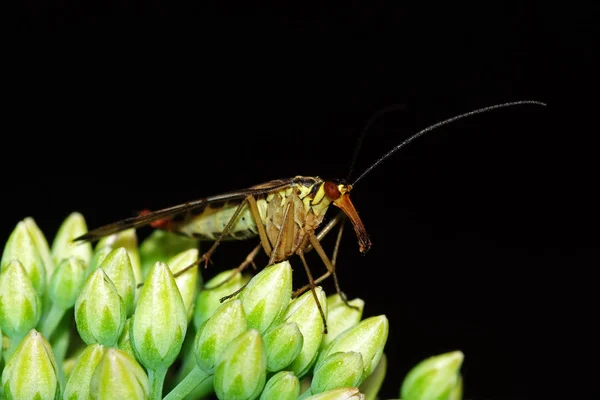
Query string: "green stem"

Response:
xmin=51 ymin=323 xmax=70 ymax=390
xmin=163 ymin=365 xmax=212 ymax=400
xmin=40 ymin=304 xmax=66 ymax=339
xmin=148 ymin=367 xmax=168 ymax=400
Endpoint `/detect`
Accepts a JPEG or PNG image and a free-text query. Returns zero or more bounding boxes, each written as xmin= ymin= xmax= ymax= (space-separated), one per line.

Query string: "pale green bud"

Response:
xmin=139 ymin=229 xmax=198 ymax=278
xmin=63 ymin=343 xmax=106 ymax=400
xmin=1 ymin=329 xmax=59 ymax=400
xmin=117 ymin=318 xmax=135 ymax=358
xmin=48 ymin=256 xmax=87 ymax=309
xmin=238 ymin=261 xmax=293 ymax=333
xmin=131 ymin=261 xmax=187 ymax=371
xmin=317 ymin=315 xmax=389 ymax=379
xmin=263 ymin=321 xmax=303 ymax=372
xmin=90 ymin=347 xmax=149 ymax=400
xmin=96 ymin=228 xmax=142 ymax=288
xmin=259 ymin=371 xmax=299 ymax=400
xmin=51 ymin=212 xmax=92 ymax=266
xmin=195 ymin=299 xmax=248 ymax=374
xmin=0 ymin=260 xmax=42 ymax=338
xmin=358 ymin=353 xmax=387 ymax=400
xmin=1 ymin=220 xmax=46 ymax=294
xmin=98 ymin=248 xmax=136 ymax=316
xmin=321 ymin=294 xmax=364 ymax=351
xmin=303 ymin=387 xmax=364 ymax=400
xmin=74 ymin=268 xmax=126 ymax=346
xmin=448 ymin=376 xmax=463 ymax=400
xmin=89 ymin=246 xmax=112 ymax=274
xmin=283 ymin=287 xmax=327 ymax=378
xmin=193 ymin=269 xmax=250 ymax=330
xmin=213 ymin=329 xmax=267 ymax=400
xmin=312 ymin=351 xmax=365 ymax=394
xmin=167 ymin=248 xmax=200 ymax=322
xmin=400 ymin=351 xmax=464 ymax=400
xmin=23 ymin=217 xmax=55 ymax=282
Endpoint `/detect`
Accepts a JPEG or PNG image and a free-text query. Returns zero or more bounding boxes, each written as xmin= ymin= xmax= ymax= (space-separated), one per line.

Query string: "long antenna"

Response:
xmin=351 ymin=100 xmax=547 ymax=186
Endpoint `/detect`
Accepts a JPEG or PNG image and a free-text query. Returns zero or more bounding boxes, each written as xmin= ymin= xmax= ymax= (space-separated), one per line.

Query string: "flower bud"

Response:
xmin=167 ymin=248 xmax=200 ymax=322
xmin=117 ymin=318 xmax=135 ymax=358
xmin=74 ymin=268 xmax=126 ymax=346
xmin=263 ymin=321 xmax=303 ymax=372
xmin=193 ymin=268 xmax=250 ymax=330
xmin=1 ymin=220 xmax=46 ymax=294
xmin=90 ymin=347 xmax=150 ymax=400
xmin=63 ymin=343 xmax=106 ymax=400
xmin=195 ymin=299 xmax=248 ymax=374
xmin=48 ymin=256 xmax=87 ymax=310
xmin=358 ymin=353 xmax=387 ymax=400
xmin=312 ymin=351 xmax=365 ymax=394
xmin=98 ymin=247 xmax=136 ymax=316
xmin=259 ymin=371 xmax=300 ymax=400
xmin=89 ymin=246 xmax=112 ymax=274
xmin=449 ymin=376 xmax=463 ymax=400
xmin=51 ymin=212 xmax=92 ymax=266
xmin=399 ymin=351 xmax=464 ymax=400
xmin=131 ymin=261 xmax=187 ymax=371
xmin=139 ymin=229 xmax=198 ymax=273
xmin=0 ymin=259 xmax=42 ymax=339
xmin=23 ymin=217 xmax=55 ymax=281
xmin=1 ymin=329 xmax=59 ymax=400
xmin=283 ymin=287 xmax=327 ymax=378
xmin=238 ymin=261 xmax=292 ymax=333
xmin=96 ymin=228 xmax=142 ymax=288
xmin=320 ymin=294 xmax=364 ymax=351
xmin=303 ymin=387 xmax=364 ymax=400
xmin=213 ymin=329 xmax=267 ymax=400
xmin=317 ymin=315 xmax=388 ymax=379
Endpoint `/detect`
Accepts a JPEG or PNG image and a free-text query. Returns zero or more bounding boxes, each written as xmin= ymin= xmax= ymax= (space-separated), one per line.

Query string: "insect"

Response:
xmin=75 ymin=100 xmax=546 ymax=333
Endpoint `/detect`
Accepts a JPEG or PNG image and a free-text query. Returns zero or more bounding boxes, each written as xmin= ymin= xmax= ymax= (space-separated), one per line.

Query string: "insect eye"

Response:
xmin=324 ymin=181 xmax=341 ymax=200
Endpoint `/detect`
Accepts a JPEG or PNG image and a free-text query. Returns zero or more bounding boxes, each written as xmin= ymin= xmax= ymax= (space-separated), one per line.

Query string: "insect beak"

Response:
xmin=333 ymin=194 xmax=372 ymax=253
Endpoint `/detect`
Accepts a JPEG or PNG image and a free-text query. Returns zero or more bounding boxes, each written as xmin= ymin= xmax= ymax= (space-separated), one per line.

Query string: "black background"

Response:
xmin=8 ymin=2 xmax=598 ymax=399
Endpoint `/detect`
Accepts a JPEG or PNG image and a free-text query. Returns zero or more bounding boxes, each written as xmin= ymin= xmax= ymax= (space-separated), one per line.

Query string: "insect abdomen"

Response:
xmin=177 ymin=201 xmax=258 ymax=241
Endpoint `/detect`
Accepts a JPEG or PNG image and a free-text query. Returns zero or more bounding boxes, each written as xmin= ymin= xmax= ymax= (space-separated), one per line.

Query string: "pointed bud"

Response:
xmin=51 ymin=212 xmax=92 ymax=266
xmin=213 ymin=329 xmax=267 ymax=400
xmin=263 ymin=321 xmax=304 ymax=372
xmin=359 ymin=353 xmax=387 ymax=400
xmin=312 ymin=351 xmax=365 ymax=394
xmin=74 ymin=268 xmax=126 ymax=346
xmin=1 ymin=329 xmax=59 ymax=400
xmin=321 ymin=294 xmax=364 ymax=351
xmin=96 ymin=228 xmax=142 ymax=288
xmin=48 ymin=256 xmax=87 ymax=309
xmin=283 ymin=287 xmax=327 ymax=378
xmin=194 ymin=299 xmax=248 ymax=374
xmin=260 ymin=371 xmax=300 ymax=400
xmin=90 ymin=347 xmax=150 ymax=400
xmin=400 ymin=351 xmax=464 ymax=400
xmin=449 ymin=376 xmax=463 ymax=400
xmin=117 ymin=318 xmax=135 ymax=358
xmin=131 ymin=262 xmax=187 ymax=371
xmin=193 ymin=269 xmax=250 ymax=330
xmin=238 ymin=261 xmax=293 ymax=333
xmin=167 ymin=248 xmax=200 ymax=322
xmin=23 ymin=217 xmax=55 ymax=282
xmin=139 ymin=230 xmax=198 ymax=278
xmin=317 ymin=315 xmax=388 ymax=379
xmin=303 ymin=387 xmax=364 ymax=400
xmin=99 ymin=248 xmax=136 ymax=316
xmin=89 ymin=246 xmax=112 ymax=274
xmin=0 ymin=260 xmax=42 ymax=338
xmin=63 ymin=343 xmax=106 ymax=400
xmin=1 ymin=220 xmax=46 ymax=294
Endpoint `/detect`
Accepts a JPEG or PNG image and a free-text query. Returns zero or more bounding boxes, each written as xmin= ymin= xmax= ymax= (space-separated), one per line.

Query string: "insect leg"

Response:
xmin=297 ymin=244 xmax=329 ymax=334
xmin=205 ymin=242 xmax=262 ymax=291
xmin=247 ymin=195 xmax=273 ymax=258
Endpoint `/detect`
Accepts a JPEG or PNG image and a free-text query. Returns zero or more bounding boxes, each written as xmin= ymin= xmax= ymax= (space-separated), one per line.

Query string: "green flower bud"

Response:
xmin=303 ymin=387 xmax=364 ymax=400
xmin=96 ymin=228 xmax=142 ymax=288
xmin=74 ymin=268 xmax=126 ymax=346
xmin=98 ymin=248 xmax=136 ymax=317
xmin=283 ymin=287 xmax=327 ymax=378
xmin=193 ymin=268 xmax=250 ymax=330
xmin=167 ymin=248 xmax=200 ymax=322
xmin=259 ymin=371 xmax=299 ymax=400
xmin=117 ymin=318 xmax=135 ymax=358
xmin=263 ymin=321 xmax=303 ymax=372
xmin=238 ymin=261 xmax=292 ymax=333
xmin=1 ymin=329 xmax=59 ymax=400
xmin=317 ymin=315 xmax=388 ymax=379
xmin=90 ymin=347 xmax=149 ymax=400
xmin=89 ymin=246 xmax=112 ymax=274
xmin=449 ymin=375 xmax=463 ymax=400
xmin=23 ymin=217 xmax=55 ymax=282
xmin=63 ymin=343 xmax=106 ymax=400
xmin=320 ymin=294 xmax=364 ymax=351
xmin=139 ymin=230 xmax=198 ymax=279
xmin=312 ymin=351 xmax=365 ymax=394
xmin=358 ymin=353 xmax=387 ymax=400
xmin=1 ymin=220 xmax=46 ymax=294
xmin=131 ymin=261 xmax=187 ymax=371
xmin=194 ymin=299 xmax=248 ymax=374
xmin=49 ymin=256 xmax=87 ymax=310
xmin=0 ymin=260 xmax=42 ymax=339
xmin=214 ymin=329 xmax=267 ymax=400
xmin=51 ymin=212 xmax=92 ymax=266
xmin=400 ymin=351 xmax=464 ymax=400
